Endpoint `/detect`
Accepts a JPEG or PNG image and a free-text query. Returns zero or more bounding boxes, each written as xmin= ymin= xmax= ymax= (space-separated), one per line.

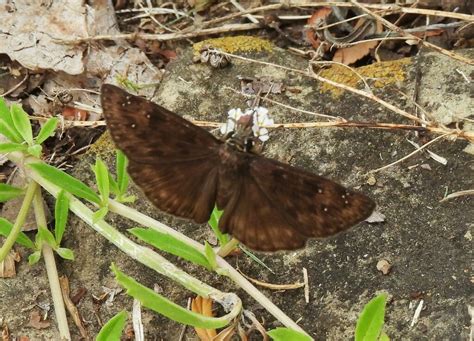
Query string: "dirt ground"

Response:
xmin=1 ymin=46 xmax=473 ymax=340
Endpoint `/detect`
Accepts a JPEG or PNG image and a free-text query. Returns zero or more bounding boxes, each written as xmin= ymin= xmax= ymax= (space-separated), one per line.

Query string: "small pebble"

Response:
xmin=377 ymin=259 xmax=392 ymax=275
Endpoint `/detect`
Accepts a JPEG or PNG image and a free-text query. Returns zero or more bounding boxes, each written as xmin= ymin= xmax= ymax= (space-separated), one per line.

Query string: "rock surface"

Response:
xmin=1 ymin=45 xmax=472 ymax=340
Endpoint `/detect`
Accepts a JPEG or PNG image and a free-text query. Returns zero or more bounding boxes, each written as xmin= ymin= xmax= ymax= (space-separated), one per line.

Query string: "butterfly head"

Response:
xmin=220 ymin=107 xmax=273 ymax=153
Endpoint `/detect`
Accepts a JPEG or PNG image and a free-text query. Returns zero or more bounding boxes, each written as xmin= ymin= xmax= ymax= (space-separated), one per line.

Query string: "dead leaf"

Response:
xmin=333 ymin=21 xmax=383 ymax=65
xmin=305 ymin=7 xmax=332 ymax=48
xmin=62 ymin=106 xmax=88 ymax=121
xmin=0 ymin=250 xmax=20 ymax=278
xmin=213 ymin=324 xmax=236 ymax=341
xmin=191 ymin=296 xmax=216 ymax=340
xmin=2 ymin=322 xmax=10 ymax=341
xmin=27 ymin=310 xmax=51 ymax=330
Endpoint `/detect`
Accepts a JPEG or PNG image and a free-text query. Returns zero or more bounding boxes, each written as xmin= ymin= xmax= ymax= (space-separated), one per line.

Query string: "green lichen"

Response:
xmin=319 ymin=58 xmax=412 ymax=98
xmin=193 ymin=35 xmax=273 ymax=55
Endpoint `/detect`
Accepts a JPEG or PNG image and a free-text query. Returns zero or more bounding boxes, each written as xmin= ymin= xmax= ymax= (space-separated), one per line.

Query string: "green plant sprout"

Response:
xmin=355 ymin=293 xmax=390 ymax=341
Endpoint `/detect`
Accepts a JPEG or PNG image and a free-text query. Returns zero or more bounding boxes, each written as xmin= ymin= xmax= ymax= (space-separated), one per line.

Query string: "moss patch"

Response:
xmin=319 ymin=58 xmax=412 ymax=98
xmin=193 ymin=35 xmax=273 ymax=55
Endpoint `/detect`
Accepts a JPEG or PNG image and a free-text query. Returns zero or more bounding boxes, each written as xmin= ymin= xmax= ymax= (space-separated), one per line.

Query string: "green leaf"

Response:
xmin=208 ymin=206 xmax=229 ymax=246
xmin=0 ymin=183 xmax=24 ymax=202
xmin=129 ymin=228 xmax=211 ymax=270
xmin=96 ymin=310 xmax=128 ymax=341
xmin=28 ymin=163 xmax=101 ymax=204
xmin=240 ymin=245 xmax=274 ymax=274
xmin=0 ymin=121 xmax=23 ymax=143
xmin=116 ymin=150 xmax=129 ymax=194
xmin=92 ymin=206 xmax=108 ymax=223
xmin=27 ymin=144 xmax=42 ymax=158
xmin=0 ymin=218 xmax=35 ymax=249
xmin=56 ymin=247 xmax=75 ymax=260
xmin=35 ymin=117 xmax=58 ymax=144
xmin=204 ymin=242 xmax=217 ymax=270
xmin=0 ymin=99 xmax=22 ymax=143
xmin=267 ymin=328 xmax=312 ymax=341
xmin=111 ymin=264 xmax=229 ymax=329
xmin=11 ymin=104 xmax=33 ymax=145
xmin=108 ymin=173 xmax=119 ymax=195
xmin=54 ymin=190 xmax=69 ymax=244
xmin=28 ymin=250 xmax=42 ymax=265
xmin=379 ymin=331 xmax=390 ymax=341
xmin=355 ymin=293 xmax=388 ymax=341
xmin=0 ymin=142 xmax=27 ymax=153
xmin=37 ymin=226 xmax=57 ymax=248
xmin=118 ymin=195 xmax=136 ymax=203
xmin=94 ymin=158 xmax=110 ymax=205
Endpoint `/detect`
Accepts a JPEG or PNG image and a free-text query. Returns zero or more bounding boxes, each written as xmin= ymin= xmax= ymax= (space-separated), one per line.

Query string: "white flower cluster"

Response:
xmin=220 ymin=107 xmax=274 ymax=142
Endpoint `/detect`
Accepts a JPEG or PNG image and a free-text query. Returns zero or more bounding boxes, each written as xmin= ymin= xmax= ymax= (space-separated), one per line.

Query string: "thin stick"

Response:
xmin=55 ymin=23 xmax=261 ymax=44
xmin=200 ymin=2 xmax=473 ymax=29
xmin=369 ymin=133 xmax=449 ymax=173
xmin=440 ymin=189 xmax=474 ymax=202
xmin=350 ymin=0 xmax=474 ymax=66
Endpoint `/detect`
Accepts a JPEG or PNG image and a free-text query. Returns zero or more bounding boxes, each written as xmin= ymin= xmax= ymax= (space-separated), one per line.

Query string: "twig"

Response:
xmin=350 ymin=0 xmax=474 ymax=66
xmin=0 ymin=70 xmax=29 ymax=97
xmin=216 ymin=51 xmax=473 ymax=142
xmin=230 ymin=0 xmax=259 ymax=24
xmin=200 ymin=2 xmax=473 ymax=29
xmin=440 ymin=189 xmax=474 ymax=202
xmin=237 ymin=269 xmax=305 ymax=290
xmin=55 ymin=23 xmax=261 ymax=44
xmin=223 ymin=86 xmax=340 ymax=120
xmin=369 ymin=133 xmax=449 ymax=173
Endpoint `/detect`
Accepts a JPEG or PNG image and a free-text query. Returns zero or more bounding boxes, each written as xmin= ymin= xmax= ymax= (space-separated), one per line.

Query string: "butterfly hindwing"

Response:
xmin=216 ymin=147 xmax=375 ymax=251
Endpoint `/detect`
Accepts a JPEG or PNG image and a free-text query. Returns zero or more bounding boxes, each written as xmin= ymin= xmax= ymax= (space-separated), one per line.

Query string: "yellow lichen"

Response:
xmin=319 ymin=58 xmax=412 ymax=98
xmin=193 ymin=36 xmax=273 ymax=55
xmin=87 ymin=131 xmax=116 ymax=157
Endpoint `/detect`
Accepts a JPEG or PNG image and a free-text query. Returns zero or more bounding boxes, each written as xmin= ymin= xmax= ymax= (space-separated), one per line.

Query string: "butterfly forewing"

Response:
xmin=101 ymin=84 xmax=222 ymax=222
xmin=101 ymin=84 xmax=376 ymax=251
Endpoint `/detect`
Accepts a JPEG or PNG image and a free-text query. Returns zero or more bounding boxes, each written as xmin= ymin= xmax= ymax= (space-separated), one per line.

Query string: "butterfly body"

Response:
xmin=101 ymin=84 xmax=375 ymax=251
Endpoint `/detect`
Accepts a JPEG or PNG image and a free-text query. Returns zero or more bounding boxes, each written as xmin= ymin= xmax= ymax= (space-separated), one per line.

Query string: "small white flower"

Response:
xmin=221 ymin=106 xmax=272 ymax=142
xmin=228 ymin=108 xmax=243 ymax=120
xmin=220 ymin=119 xmax=234 ymax=134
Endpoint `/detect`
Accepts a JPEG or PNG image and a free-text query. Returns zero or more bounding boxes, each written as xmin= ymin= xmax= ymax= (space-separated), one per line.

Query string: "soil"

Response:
xmin=1 ymin=46 xmax=472 ymax=340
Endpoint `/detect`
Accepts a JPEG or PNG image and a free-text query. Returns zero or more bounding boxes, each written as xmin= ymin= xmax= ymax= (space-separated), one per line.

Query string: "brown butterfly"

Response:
xmin=100 ymin=84 xmax=375 ymax=251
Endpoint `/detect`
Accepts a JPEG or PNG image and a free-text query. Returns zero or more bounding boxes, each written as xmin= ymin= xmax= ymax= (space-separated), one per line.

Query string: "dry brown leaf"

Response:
xmin=213 ymin=324 xmax=236 ymax=341
xmin=62 ymin=106 xmax=88 ymax=121
xmin=305 ymin=7 xmax=332 ymax=48
xmin=2 ymin=323 xmax=10 ymax=341
xmin=27 ymin=310 xmax=51 ymax=330
xmin=192 ymin=296 xmax=217 ymax=340
xmin=333 ymin=21 xmax=383 ymax=65
xmin=0 ymin=250 xmax=20 ymax=278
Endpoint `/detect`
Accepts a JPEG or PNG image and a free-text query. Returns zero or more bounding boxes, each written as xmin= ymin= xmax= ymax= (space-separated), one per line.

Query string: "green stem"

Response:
xmin=0 ymin=181 xmax=37 ymax=262
xmin=217 ymin=238 xmax=240 ymax=257
xmin=32 ymin=189 xmax=71 ymax=341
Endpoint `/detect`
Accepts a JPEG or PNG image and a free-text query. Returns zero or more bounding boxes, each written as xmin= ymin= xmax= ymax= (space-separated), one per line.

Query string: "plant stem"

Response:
xmin=11 ymin=153 xmax=241 ymax=324
xmin=0 ymin=181 xmax=37 ymax=262
xmin=108 ymin=200 xmax=308 ymax=335
xmin=32 ymin=188 xmax=71 ymax=341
